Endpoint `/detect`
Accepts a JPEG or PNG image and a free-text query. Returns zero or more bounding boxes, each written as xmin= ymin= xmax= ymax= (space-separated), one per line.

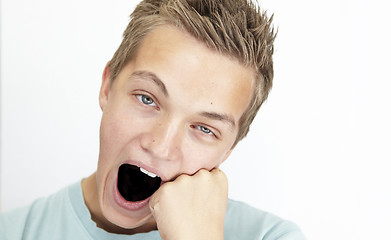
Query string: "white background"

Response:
xmin=1 ymin=0 xmax=390 ymax=239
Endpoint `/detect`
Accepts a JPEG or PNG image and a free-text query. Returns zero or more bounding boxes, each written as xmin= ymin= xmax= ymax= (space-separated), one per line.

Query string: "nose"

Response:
xmin=140 ymin=117 xmax=183 ymax=162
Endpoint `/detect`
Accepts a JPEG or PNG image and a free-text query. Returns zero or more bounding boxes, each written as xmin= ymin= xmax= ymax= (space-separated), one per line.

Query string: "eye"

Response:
xmin=136 ymin=94 xmax=157 ymax=107
xmin=195 ymin=125 xmax=215 ymax=136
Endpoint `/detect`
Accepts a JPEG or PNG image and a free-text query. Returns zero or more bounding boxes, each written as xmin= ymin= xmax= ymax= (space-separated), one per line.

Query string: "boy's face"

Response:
xmin=97 ymin=25 xmax=254 ymax=229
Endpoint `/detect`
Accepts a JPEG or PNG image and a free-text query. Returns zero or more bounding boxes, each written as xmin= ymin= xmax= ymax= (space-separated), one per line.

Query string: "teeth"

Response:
xmin=140 ymin=167 xmax=158 ymax=178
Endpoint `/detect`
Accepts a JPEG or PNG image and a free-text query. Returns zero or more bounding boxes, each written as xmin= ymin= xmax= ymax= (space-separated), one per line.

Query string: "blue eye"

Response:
xmin=196 ymin=125 xmax=215 ymax=136
xmin=136 ymin=94 xmax=157 ymax=107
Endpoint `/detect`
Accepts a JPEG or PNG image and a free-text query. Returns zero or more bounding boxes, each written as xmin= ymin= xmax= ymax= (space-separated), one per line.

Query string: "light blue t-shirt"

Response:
xmin=0 ymin=181 xmax=306 ymax=239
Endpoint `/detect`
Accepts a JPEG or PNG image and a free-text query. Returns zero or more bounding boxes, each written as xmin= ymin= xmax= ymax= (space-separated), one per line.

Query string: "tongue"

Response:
xmin=117 ymin=164 xmax=162 ymax=202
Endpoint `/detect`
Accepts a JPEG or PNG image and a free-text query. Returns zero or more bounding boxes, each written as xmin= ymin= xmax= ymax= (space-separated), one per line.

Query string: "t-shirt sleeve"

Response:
xmin=0 ymin=205 xmax=32 ymax=240
xmin=225 ymin=199 xmax=307 ymax=240
xmin=260 ymin=220 xmax=306 ymax=240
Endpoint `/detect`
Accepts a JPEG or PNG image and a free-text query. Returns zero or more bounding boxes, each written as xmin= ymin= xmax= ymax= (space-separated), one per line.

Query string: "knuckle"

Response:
xmin=213 ymin=168 xmax=227 ymax=179
xmin=197 ymin=169 xmax=209 ymax=177
xmin=215 ymin=170 xmax=228 ymax=187
xmin=191 ymin=169 xmax=208 ymax=180
xmin=219 ymin=170 xmax=228 ymax=182
xmin=175 ymin=173 xmax=190 ymax=183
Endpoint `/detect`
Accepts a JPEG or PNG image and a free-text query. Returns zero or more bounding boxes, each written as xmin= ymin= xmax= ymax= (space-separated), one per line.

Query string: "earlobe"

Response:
xmin=99 ymin=64 xmax=111 ymax=111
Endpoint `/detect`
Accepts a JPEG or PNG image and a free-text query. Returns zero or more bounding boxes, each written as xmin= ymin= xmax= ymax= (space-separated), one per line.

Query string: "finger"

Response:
xmin=211 ymin=168 xmax=228 ymax=182
xmin=149 ymin=192 xmax=156 ymax=212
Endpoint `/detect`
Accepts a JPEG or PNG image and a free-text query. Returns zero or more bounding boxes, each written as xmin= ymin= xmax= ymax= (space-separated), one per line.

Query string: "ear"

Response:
xmin=99 ymin=63 xmax=111 ymax=111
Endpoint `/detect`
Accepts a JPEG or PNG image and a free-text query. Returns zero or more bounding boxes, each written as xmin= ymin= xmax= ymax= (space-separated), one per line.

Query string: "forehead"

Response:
xmin=124 ymin=25 xmax=255 ymax=124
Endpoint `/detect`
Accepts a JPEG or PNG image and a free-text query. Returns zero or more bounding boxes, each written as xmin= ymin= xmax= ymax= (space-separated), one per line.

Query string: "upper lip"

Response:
xmin=122 ymin=160 xmax=168 ymax=182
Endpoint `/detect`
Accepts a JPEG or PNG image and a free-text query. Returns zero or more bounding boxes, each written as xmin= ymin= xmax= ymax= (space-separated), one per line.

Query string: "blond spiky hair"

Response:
xmin=108 ymin=0 xmax=276 ymax=147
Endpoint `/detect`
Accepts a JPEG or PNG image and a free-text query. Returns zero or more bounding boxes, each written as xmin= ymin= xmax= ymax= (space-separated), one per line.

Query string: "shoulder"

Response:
xmin=224 ymin=199 xmax=306 ymax=240
xmin=0 ymin=204 xmax=33 ymax=239
xmin=0 ymin=182 xmax=78 ymax=240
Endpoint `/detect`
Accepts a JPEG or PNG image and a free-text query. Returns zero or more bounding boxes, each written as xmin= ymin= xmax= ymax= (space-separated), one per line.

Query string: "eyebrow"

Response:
xmin=199 ymin=111 xmax=236 ymax=130
xmin=129 ymin=70 xmax=235 ymax=129
xmin=129 ymin=70 xmax=169 ymax=97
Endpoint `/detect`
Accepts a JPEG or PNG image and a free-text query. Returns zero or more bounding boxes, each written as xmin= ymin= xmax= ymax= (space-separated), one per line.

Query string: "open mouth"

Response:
xmin=117 ymin=164 xmax=162 ymax=202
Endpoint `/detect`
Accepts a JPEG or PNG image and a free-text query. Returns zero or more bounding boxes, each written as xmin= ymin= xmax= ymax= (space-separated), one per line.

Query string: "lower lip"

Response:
xmin=113 ymin=178 xmax=151 ymax=211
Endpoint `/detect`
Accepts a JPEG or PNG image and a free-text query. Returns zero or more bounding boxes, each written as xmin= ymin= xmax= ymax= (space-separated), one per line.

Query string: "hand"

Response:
xmin=149 ymin=168 xmax=228 ymax=240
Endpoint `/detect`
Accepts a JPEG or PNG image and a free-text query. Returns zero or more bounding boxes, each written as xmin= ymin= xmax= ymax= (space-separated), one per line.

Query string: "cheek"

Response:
xmin=98 ymin=106 xmax=155 ymax=167
xmin=99 ymin=115 xmax=124 ymax=162
xmin=97 ymin=112 xmax=135 ymax=173
xmin=100 ymin=105 xmax=144 ymax=151
xmin=97 ymin=111 xmax=142 ymax=195
xmin=181 ymin=142 xmax=228 ymax=173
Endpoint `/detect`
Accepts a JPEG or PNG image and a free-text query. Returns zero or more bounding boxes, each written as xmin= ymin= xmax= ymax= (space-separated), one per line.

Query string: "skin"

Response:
xmin=82 ymin=25 xmax=255 ymax=239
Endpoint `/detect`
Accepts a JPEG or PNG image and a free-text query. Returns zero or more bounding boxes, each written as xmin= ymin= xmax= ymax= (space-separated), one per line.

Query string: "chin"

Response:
xmin=98 ymin=163 xmax=161 ymax=229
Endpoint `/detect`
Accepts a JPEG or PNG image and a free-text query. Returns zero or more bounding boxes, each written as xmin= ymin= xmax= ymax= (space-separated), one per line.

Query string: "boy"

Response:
xmin=0 ymin=0 xmax=306 ymax=239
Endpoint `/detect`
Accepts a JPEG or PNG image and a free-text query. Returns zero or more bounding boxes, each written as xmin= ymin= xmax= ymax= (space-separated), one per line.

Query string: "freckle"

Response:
xmin=153 ymin=139 xmax=155 ymax=143
xmin=210 ymin=102 xmax=213 ymax=105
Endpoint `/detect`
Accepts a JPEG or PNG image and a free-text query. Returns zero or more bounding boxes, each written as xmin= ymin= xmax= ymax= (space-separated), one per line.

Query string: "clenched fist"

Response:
xmin=149 ymin=168 xmax=228 ymax=240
